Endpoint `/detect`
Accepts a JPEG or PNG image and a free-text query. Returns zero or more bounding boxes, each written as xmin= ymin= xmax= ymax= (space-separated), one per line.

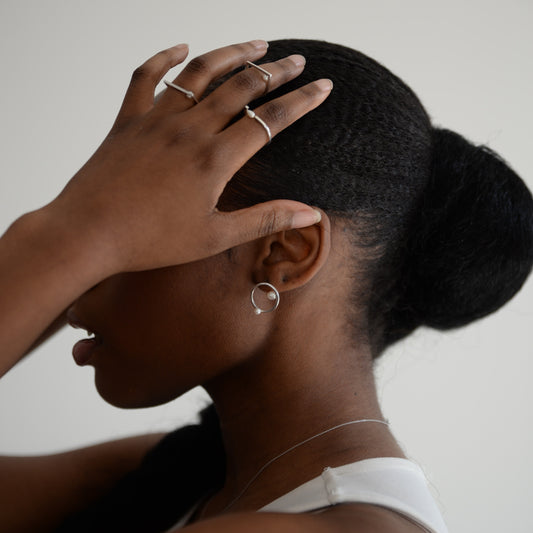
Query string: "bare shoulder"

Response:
xmin=180 ymin=504 xmax=423 ymax=533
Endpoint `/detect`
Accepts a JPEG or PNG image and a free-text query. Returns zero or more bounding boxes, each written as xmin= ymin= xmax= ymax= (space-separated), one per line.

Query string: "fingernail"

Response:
xmin=293 ymin=209 xmax=322 ymax=228
xmin=173 ymin=43 xmax=189 ymax=52
xmin=249 ymin=40 xmax=269 ymax=50
xmin=316 ymin=78 xmax=333 ymax=91
xmin=288 ymin=54 xmax=306 ymax=67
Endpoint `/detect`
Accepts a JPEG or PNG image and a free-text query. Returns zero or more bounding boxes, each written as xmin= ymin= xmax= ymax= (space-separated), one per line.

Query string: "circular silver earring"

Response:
xmin=250 ymin=282 xmax=280 ymax=315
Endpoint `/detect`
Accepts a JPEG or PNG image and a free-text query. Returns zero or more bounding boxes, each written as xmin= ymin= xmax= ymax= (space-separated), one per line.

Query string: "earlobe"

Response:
xmin=253 ymin=209 xmax=331 ymax=292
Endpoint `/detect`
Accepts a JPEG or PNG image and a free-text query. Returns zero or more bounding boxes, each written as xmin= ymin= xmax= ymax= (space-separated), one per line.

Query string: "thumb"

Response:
xmin=219 ymin=200 xmax=323 ymax=247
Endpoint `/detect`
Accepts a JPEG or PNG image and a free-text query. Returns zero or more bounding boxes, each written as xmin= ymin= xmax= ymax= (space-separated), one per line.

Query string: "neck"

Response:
xmin=202 ymin=312 xmax=404 ymax=515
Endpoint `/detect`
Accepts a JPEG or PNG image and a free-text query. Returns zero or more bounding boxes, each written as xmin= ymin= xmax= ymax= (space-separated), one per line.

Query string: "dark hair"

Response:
xmin=221 ymin=39 xmax=533 ymax=355
xmin=56 ymin=39 xmax=533 ymax=531
xmin=55 ymin=405 xmax=225 ymax=533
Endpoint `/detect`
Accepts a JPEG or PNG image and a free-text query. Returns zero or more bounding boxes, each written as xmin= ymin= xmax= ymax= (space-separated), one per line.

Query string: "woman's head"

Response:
xmin=73 ymin=39 xmax=533 ymax=408
xmin=221 ymin=39 xmax=533 ymax=356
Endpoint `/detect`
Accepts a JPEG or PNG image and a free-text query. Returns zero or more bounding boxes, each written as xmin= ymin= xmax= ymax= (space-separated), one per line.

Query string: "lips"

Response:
xmin=66 ymin=307 xmax=103 ymax=366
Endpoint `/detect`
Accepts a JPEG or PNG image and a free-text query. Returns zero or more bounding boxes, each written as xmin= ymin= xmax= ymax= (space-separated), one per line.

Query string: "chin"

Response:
xmin=93 ymin=372 xmax=181 ymax=409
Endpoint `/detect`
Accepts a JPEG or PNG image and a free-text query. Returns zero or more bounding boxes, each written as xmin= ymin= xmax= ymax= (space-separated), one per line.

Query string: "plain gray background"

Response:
xmin=0 ymin=1 xmax=532 ymax=532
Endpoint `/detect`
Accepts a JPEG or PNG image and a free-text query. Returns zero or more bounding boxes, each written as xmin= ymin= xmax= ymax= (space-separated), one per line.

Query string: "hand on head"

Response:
xmin=46 ymin=40 xmax=329 ymax=276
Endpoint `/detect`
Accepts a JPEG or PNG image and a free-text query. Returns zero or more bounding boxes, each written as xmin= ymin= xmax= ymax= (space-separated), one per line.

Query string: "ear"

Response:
xmin=252 ymin=209 xmax=331 ymax=292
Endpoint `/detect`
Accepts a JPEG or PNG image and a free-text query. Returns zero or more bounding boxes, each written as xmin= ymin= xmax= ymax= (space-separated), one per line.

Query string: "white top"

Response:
xmin=168 ymin=457 xmax=448 ymax=532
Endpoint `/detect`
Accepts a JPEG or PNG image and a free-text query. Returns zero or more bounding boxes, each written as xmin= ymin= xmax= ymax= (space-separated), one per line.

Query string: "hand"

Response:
xmin=47 ymin=40 xmax=331 ymax=274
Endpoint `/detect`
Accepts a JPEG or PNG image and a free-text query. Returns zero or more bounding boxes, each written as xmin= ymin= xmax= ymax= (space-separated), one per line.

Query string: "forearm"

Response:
xmin=0 ymin=206 xmax=113 ymax=377
xmin=23 ymin=309 xmax=68 ymax=357
xmin=0 ymin=432 xmax=167 ymax=533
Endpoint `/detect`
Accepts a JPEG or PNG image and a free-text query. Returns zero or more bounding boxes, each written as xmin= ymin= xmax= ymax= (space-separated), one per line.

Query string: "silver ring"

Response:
xmin=163 ymin=80 xmax=199 ymax=104
xmin=244 ymin=105 xmax=272 ymax=144
xmin=246 ymin=61 xmax=273 ymax=94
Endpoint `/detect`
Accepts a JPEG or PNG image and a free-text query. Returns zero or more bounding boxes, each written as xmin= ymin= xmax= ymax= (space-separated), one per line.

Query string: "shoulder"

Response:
xmin=178 ymin=504 xmax=423 ymax=533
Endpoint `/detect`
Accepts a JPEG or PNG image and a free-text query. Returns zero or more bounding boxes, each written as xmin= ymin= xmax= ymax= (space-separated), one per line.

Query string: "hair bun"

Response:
xmin=397 ymin=128 xmax=533 ymax=333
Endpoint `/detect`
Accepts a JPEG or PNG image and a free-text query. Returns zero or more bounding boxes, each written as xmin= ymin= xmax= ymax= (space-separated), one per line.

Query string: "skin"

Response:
xmin=0 ymin=41 xmax=423 ymax=532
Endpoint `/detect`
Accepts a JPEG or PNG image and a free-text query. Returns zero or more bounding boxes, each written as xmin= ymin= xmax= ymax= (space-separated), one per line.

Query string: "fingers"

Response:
xmin=218 ymin=78 xmax=333 ymax=170
xmin=156 ymin=40 xmax=269 ymax=113
xmin=115 ymin=44 xmax=190 ymax=127
xmin=216 ymin=201 xmax=322 ymax=249
xmin=194 ymin=54 xmax=307 ymax=130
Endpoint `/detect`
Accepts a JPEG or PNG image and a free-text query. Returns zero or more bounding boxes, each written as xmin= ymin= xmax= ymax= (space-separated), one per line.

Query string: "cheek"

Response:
xmin=83 ymin=260 xmax=260 ymax=407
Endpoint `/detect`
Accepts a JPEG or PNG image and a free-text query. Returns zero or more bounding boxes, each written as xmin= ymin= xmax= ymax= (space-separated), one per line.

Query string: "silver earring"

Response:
xmin=250 ymin=282 xmax=280 ymax=315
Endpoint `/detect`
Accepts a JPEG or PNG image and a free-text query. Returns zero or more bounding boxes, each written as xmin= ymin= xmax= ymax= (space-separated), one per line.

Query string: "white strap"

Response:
xmin=259 ymin=457 xmax=448 ymax=533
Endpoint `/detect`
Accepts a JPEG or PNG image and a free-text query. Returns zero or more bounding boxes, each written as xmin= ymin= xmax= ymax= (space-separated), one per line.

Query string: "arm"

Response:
xmin=0 ymin=210 xmax=111 ymax=377
xmin=23 ymin=310 xmax=67 ymax=357
xmin=176 ymin=503 xmax=421 ymax=533
xmin=0 ymin=432 xmax=167 ymax=533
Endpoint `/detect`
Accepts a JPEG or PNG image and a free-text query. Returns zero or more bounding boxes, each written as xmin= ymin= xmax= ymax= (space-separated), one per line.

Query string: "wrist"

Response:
xmin=9 ymin=203 xmax=119 ymax=288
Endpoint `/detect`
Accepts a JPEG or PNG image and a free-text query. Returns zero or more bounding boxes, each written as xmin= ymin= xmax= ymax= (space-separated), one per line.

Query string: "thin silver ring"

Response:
xmin=244 ymin=105 xmax=272 ymax=144
xmin=246 ymin=61 xmax=273 ymax=94
xmin=163 ymin=80 xmax=199 ymax=104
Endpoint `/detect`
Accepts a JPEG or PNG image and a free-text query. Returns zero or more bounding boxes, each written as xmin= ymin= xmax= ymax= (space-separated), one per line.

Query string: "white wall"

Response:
xmin=0 ymin=1 xmax=531 ymax=532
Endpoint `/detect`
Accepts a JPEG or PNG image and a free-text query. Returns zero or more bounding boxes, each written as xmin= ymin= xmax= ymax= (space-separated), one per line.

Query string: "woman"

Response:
xmin=0 ymin=38 xmax=531 ymax=532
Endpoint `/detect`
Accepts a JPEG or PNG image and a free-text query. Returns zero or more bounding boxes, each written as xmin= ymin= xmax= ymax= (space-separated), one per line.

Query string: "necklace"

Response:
xmin=221 ymin=417 xmax=390 ymax=512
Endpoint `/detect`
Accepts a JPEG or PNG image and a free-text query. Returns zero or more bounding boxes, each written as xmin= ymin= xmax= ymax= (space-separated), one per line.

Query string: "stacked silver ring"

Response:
xmin=244 ymin=105 xmax=272 ymax=144
xmin=163 ymin=80 xmax=199 ymax=104
xmin=164 ymin=62 xmax=274 ymax=145
xmin=243 ymin=62 xmax=273 ymax=143
xmin=246 ymin=61 xmax=273 ymax=94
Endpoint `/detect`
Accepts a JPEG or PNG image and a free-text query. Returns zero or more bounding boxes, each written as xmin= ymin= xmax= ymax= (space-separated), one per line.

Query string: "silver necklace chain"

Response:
xmin=221 ymin=418 xmax=390 ymax=512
